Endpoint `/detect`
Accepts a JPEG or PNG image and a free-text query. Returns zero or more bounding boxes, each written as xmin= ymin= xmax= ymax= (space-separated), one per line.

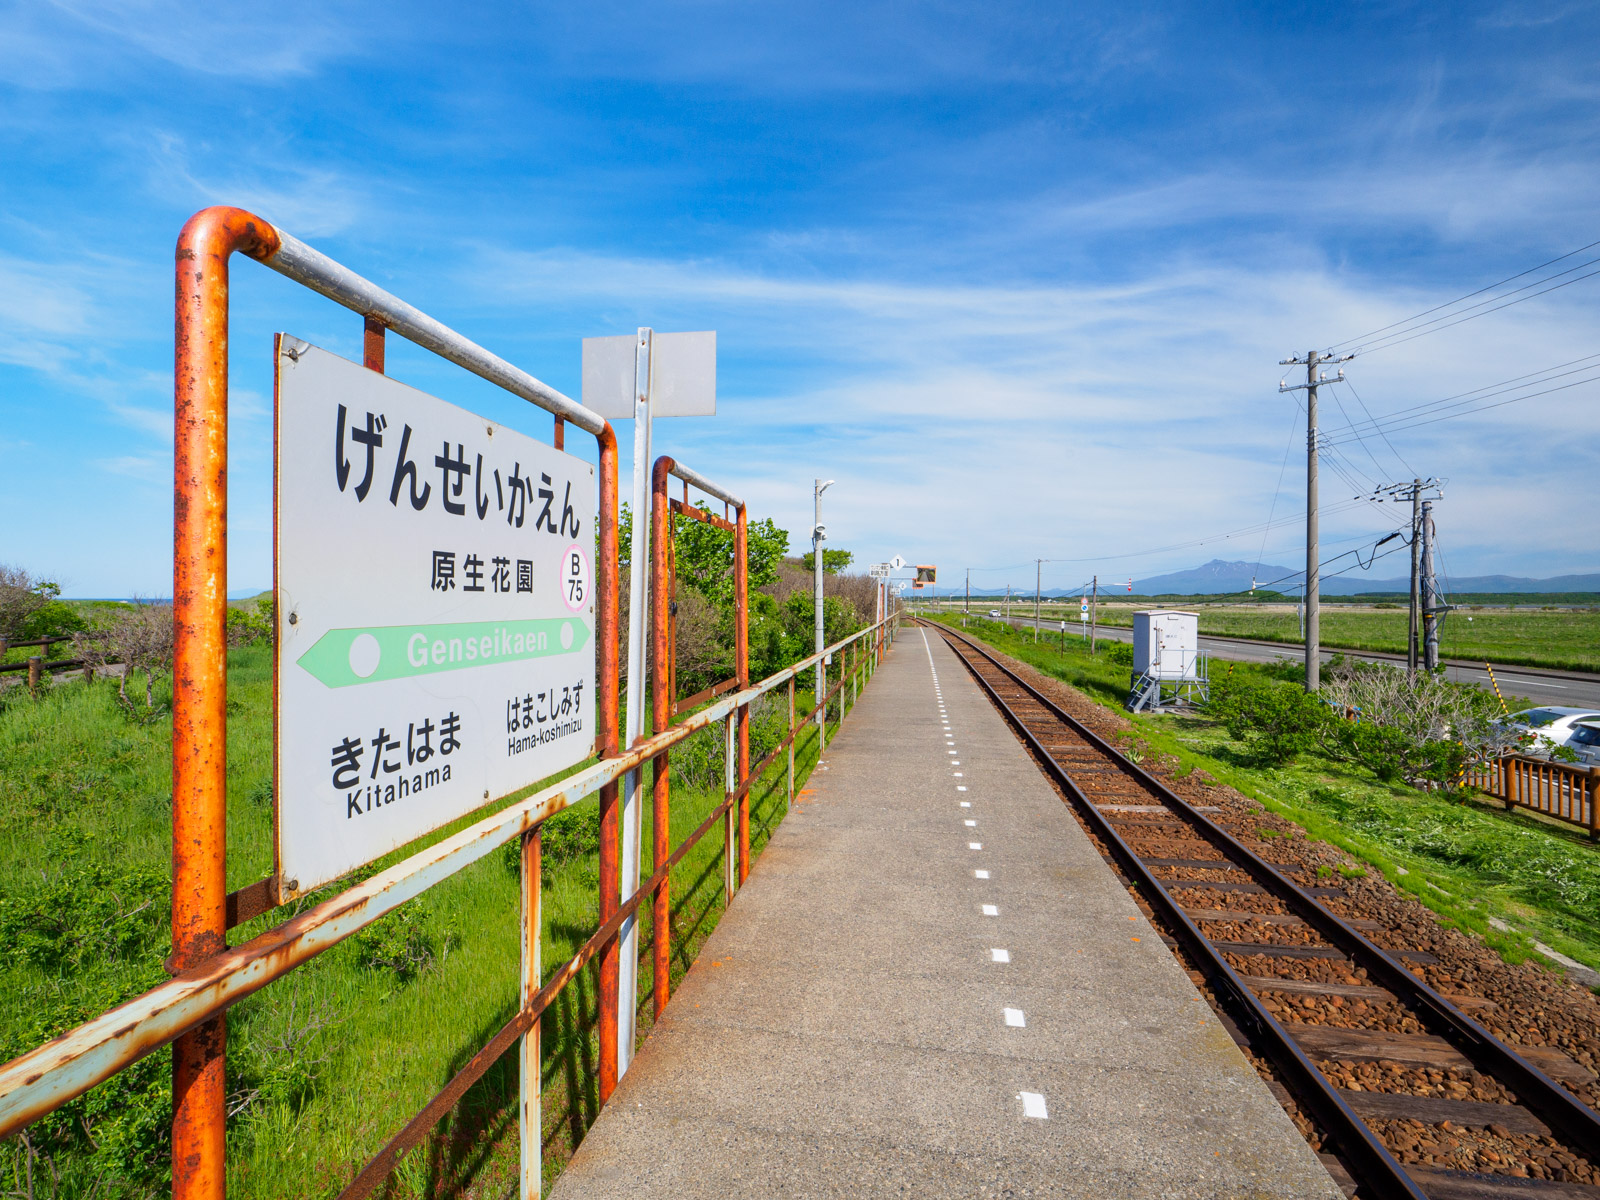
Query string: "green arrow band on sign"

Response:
xmin=297 ymin=618 xmax=592 ymax=689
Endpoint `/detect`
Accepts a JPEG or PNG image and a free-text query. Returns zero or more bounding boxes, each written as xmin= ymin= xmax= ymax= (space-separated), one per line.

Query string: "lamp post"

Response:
xmin=814 ymin=479 xmax=834 ymax=739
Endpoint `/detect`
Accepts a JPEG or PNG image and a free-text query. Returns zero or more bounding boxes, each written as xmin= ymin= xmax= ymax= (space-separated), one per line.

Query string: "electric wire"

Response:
xmin=1326 ymin=384 xmax=1388 ymax=478
xmin=1342 ymin=378 xmax=1415 ymax=477
xmin=1326 ymin=238 xmax=1600 ymax=356
xmin=1322 ymin=369 xmax=1600 ymax=447
xmin=1253 ymin=405 xmax=1301 ymax=585
xmin=1347 ymin=260 xmax=1600 ymax=357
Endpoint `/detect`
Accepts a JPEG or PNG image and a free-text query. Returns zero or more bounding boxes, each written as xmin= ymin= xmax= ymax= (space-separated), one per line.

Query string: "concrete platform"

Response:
xmin=552 ymin=628 xmax=1343 ymax=1199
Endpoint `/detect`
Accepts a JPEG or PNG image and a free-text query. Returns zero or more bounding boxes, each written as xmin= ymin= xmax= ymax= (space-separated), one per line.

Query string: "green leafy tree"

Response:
xmin=799 ymin=549 xmax=853 ymax=575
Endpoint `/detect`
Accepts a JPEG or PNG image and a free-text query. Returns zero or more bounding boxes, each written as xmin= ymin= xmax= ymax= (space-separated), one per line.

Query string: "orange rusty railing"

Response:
xmin=0 ymin=205 xmax=901 ymax=1199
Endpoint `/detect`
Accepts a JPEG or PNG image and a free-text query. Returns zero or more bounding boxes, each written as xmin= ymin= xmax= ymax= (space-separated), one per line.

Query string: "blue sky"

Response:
xmin=3 ymin=0 xmax=1598 ymax=597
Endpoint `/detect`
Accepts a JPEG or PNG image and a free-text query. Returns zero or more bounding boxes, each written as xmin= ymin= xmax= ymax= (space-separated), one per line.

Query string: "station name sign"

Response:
xmin=274 ymin=337 xmax=596 ymax=896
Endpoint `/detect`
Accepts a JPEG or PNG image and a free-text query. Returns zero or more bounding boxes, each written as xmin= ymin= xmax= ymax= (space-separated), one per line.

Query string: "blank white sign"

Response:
xmin=581 ymin=331 xmax=716 ymax=418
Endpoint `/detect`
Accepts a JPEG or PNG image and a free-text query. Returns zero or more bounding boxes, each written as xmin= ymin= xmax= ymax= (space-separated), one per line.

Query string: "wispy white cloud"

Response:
xmin=21 ymin=0 xmax=367 ymax=84
xmin=462 ymin=239 xmax=1600 ymax=580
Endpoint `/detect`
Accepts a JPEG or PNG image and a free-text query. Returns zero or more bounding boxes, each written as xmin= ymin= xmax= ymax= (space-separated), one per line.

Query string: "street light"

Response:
xmin=814 ymin=479 xmax=834 ymax=742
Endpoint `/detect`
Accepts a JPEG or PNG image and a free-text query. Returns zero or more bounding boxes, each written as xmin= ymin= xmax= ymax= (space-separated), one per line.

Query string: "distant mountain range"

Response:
xmin=1120 ymin=559 xmax=1600 ymax=597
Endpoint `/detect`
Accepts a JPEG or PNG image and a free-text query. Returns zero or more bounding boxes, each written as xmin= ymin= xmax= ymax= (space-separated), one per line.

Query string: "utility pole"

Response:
xmin=1359 ymin=477 xmax=1442 ymax=676
xmin=1421 ymin=499 xmax=1440 ymax=670
xmin=1408 ymin=478 xmax=1421 ymax=675
xmin=1089 ymin=574 xmax=1099 ymax=653
xmin=965 ymin=568 xmax=970 ymax=614
xmin=1034 ymin=559 xmax=1042 ymax=642
xmin=1005 ymin=583 xmax=1010 ymax=620
xmin=1281 ymin=349 xmax=1350 ymax=691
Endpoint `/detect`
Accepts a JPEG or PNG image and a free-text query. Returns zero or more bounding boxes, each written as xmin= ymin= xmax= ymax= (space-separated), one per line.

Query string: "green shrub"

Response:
xmin=1208 ymin=677 xmax=1328 ymax=766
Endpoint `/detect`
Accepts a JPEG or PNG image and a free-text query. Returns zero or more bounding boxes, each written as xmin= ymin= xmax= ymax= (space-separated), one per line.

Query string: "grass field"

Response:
xmin=927 ymin=615 xmax=1600 ymax=978
xmin=0 ymin=642 xmax=856 ymax=1196
xmin=934 ymin=601 xmax=1600 ymax=673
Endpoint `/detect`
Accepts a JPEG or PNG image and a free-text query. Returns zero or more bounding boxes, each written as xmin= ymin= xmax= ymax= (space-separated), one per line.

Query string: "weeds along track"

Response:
xmin=928 ymin=621 xmax=1600 ymax=1200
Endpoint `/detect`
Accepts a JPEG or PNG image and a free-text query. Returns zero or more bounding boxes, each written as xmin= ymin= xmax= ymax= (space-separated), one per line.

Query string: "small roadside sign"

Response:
xmin=890 ymin=555 xmax=905 ymax=570
xmin=275 ymin=338 xmax=596 ymax=896
xmin=868 ymin=563 xmax=890 ymax=579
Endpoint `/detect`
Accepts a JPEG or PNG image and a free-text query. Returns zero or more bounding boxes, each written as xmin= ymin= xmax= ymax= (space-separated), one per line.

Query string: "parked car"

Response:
xmin=1566 ymin=719 xmax=1600 ymax=765
xmin=988 ymin=609 xmax=1002 ymax=618
xmin=1501 ymin=707 xmax=1600 ymax=756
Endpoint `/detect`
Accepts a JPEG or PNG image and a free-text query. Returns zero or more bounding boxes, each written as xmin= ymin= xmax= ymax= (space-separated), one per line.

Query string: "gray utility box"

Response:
xmin=1132 ymin=610 xmax=1201 ymax=681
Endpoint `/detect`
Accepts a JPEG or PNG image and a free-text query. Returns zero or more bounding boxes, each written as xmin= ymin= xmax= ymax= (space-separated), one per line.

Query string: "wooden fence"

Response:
xmin=1464 ymin=754 xmax=1599 ymax=839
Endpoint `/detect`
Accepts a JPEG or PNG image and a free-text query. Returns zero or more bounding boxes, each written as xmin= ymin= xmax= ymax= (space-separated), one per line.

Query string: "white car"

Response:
xmin=1566 ymin=719 xmax=1600 ymax=765
xmin=988 ymin=609 xmax=1002 ymax=619
xmin=1503 ymin=707 xmax=1600 ymax=756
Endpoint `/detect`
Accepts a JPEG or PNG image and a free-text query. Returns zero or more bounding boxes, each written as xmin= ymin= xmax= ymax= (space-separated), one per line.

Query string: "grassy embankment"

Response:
xmin=0 ymin=643 xmax=856 ymax=1196
xmin=936 ymin=602 xmax=1600 ymax=673
xmin=927 ymin=614 xmax=1600 ymax=978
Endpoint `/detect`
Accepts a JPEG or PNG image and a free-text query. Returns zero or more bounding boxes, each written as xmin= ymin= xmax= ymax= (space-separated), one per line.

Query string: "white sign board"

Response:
xmin=275 ymin=338 xmax=596 ymax=896
xmin=889 ymin=555 xmax=906 ymax=570
xmin=581 ymin=331 xmax=716 ymax=419
xmin=868 ymin=563 xmax=890 ymax=579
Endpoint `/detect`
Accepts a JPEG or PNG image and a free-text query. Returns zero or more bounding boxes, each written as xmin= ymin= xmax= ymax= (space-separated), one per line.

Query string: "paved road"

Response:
xmin=989 ymin=615 xmax=1600 ymax=710
xmin=553 ymin=626 xmax=1341 ymax=1199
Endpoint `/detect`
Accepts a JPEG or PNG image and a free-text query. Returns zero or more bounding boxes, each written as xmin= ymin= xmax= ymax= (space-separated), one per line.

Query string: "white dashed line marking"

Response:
xmin=1019 ymin=1092 xmax=1048 ymax=1119
xmin=974 ymin=869 xmax=989 ymax=879
xmin=957 ymin=785 xmax=968 ymax=791
xmin=1004 ymin=1008 xmax=1026 ymax=1028
xmin=982 ymin=904 xmax=998 ymax=916
xmin=968 ymin=842 xmax=982 ymax=850
xmin=964 ymin=819 xmax=976 ymax=827
xmin=953 ymin=772 xmax=963 ymax=777
xmin=991 ymin=948 xmax=1010 ymax=962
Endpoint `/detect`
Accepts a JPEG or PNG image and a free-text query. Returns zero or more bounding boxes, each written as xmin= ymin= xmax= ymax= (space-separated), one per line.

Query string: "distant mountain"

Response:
xmin=1131 ymin=560 xmax=1297 ymax=595
xmin=1127 ymin=559 xmax=1600 ymax=597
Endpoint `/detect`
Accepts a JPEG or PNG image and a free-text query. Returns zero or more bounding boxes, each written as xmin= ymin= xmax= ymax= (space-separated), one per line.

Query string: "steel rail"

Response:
xmin=0 ymin=616 xmax=892 ymax=1141
xmin=925 ymin=623 xmax=1428 ymax=1200
xmin=929 ymin=622 xmax=1600 ymax=1161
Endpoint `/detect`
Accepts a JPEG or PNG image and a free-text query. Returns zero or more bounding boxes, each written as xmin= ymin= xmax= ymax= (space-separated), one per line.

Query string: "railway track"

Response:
xmin=928 ymin=621 xmax=1600 ymax=1200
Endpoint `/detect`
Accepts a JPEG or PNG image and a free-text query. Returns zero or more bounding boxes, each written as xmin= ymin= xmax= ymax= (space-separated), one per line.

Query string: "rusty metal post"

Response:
xmin=26 ymin=656 xmax=41 ymax=692
xmin=723 ymin=712 xmax=736 ymax=906
xmin=519 ymin=826 xmax=542 ymax=1199
xmin=595 ymin=425 xmax=621 ymax=1105
xmin=172 ymin=205 xmax=281 ymax=1200
xmin=734 ymin=506 xmax=750 ymax=886
xmin=786 ymin=676 xmax=795 ymax=811
xmin=362 ymin=315 xmax=386 ymax=372
xmin=553 ymin=415 xmax=565 ymax=451
xmin=649 ymin=457 xmax=673 ymax=1017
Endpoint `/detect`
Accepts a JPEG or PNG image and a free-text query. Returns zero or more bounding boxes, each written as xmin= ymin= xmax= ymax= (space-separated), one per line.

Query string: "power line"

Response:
xmin=1253 ymin=405 xmax=1300 ymax=583
xmin=1342 ymin=378 xmax=1414 ymax=476
xmin=1317 ymin=352 xmax=1600 ymax=445
xmin=1350 ymin=263 xmax=1600 ymax=356
xmin=1322 ymin=367 xmax=1600 ymax=446
xmin=1326 ymin=238 xmax=1600 ymax=355
xmin=1325 ymin=387 xmax=1385 ymax=480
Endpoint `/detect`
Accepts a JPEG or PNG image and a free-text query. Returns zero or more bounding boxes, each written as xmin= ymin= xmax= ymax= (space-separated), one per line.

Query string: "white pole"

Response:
xmin=617 ymin=327 xmax=652 ymax=1079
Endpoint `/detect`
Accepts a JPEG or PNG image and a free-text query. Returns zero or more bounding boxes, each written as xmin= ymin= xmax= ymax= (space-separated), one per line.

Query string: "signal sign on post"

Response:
xmin=274 ymin=338 xmax=596 ymax=897
xmin=913 ymin=565 xmax=937 ymax=590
